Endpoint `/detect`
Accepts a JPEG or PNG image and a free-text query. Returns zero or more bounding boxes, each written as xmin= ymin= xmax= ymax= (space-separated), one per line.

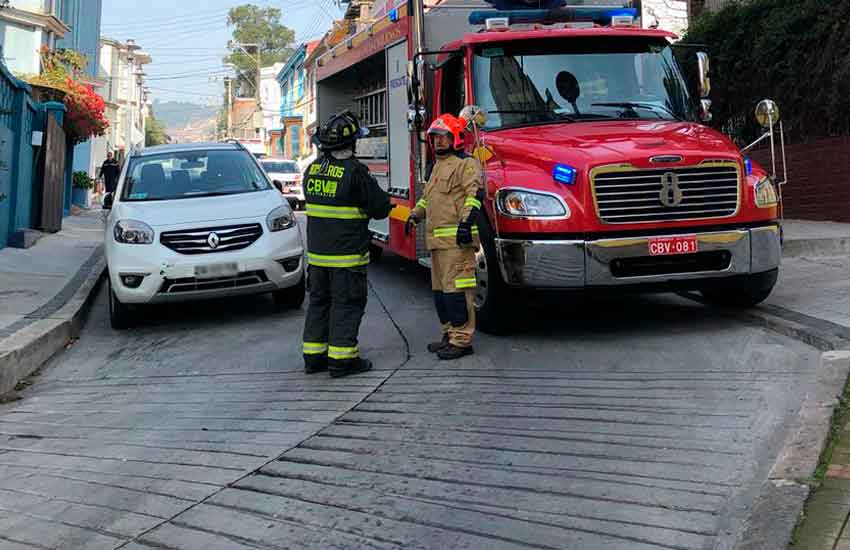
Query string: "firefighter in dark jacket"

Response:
xmin=406 ymin=113 xmax=484 ymax=360
xmin=302 ymin=111 xmax=393 ymax=378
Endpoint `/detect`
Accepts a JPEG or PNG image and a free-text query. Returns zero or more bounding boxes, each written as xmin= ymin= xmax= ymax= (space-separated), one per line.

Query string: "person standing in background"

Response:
xmin=98 ymin=151 xmax=121 ymax=194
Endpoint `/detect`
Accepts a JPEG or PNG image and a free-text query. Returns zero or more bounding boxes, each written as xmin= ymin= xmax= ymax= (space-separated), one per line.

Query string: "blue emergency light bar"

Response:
xmin=469 ymin=7 xmax=637 ymax=26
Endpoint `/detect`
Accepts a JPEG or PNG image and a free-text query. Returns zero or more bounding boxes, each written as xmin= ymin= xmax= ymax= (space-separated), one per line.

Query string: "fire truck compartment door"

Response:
xmin=389 ymin=41 xmax=410 ymax=193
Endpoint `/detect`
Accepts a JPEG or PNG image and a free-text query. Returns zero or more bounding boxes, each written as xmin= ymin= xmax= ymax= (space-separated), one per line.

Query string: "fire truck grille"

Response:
xmin=592 ymin=164 xmax=740 ymax=224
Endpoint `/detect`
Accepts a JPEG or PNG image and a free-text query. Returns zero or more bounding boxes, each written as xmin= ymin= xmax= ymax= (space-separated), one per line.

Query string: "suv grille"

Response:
xmin=160 ymin=224 xmax=263 ymax=255
xmin=592 ymin=164 xmax=740 ymax=224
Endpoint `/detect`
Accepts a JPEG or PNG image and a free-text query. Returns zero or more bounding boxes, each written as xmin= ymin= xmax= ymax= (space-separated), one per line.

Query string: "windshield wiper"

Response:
xmin=591 ymin=102 xmax=681 ymax=121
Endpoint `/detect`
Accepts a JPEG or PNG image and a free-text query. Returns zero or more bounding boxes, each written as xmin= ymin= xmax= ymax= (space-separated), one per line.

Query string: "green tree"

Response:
xmin=145 ymin=111 xmax=169 ymax=146
xmin=224 ymin=5 xmax=296 ymax=97
xmin=684 ymin=0 xmax=850 ymax=142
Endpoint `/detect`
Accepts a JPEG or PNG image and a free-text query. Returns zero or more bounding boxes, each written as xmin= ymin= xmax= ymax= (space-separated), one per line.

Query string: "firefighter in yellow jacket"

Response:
xmin=406 ymin=114 xmax=484 ymax=360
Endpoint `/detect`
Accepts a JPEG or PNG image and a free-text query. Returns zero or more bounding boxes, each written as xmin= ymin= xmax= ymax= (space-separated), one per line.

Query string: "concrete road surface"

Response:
xmin=0 ymin=253 xmax=822 ymax=550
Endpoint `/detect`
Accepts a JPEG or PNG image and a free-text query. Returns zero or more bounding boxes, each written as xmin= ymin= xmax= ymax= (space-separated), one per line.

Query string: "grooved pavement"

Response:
xmin=0 ymin=255 xmax=822 ymax=550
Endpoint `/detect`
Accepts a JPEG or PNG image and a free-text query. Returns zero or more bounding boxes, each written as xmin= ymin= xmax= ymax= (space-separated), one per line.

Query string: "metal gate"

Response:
xmin=41 ymin=114 xmax=65 ymax=233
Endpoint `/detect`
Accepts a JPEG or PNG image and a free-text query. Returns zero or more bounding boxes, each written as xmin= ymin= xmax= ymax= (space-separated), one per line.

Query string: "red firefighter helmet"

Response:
xmin=427 ymin=114 xmax=466 ymax=150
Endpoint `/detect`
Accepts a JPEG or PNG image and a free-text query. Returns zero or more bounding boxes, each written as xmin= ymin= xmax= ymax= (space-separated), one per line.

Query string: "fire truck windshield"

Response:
xmin=472 ymin=37 xmax=696 ymax=130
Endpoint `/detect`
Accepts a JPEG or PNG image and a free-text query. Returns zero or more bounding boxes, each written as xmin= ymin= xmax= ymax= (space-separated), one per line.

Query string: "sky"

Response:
xmin=101 ymin=0 xmax=343 ymax=106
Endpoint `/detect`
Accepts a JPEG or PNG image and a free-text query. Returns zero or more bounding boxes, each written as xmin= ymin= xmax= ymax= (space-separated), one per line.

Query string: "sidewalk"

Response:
xmin=0 ymin=210 xmax=105 ymax=395
xmin=765 ymin=223 xmax=850 ymax=550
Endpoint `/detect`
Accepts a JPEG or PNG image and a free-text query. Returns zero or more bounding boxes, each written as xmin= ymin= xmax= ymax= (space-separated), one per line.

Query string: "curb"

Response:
xmin=734 ymin=351 xmax=850 ymax=550
xmin=784 ymin=238 xmax=850 ymax=259
xmin=0 ymin=249 xmax=106 ymax=397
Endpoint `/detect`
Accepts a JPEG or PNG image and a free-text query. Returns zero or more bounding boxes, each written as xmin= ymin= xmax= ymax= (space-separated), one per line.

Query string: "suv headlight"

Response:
xmin=267 ymin=204 xmax=296 ymax=232
xmin=113 ymin=220 xmax=154 ymax=244
xmin=497 ymin=189 xmax=568 ymax=218
xmin=754 ymin=177 xmax=779 ymax=208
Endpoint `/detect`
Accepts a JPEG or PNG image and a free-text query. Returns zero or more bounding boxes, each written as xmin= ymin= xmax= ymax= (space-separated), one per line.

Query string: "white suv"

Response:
xmin=103 ymin=143 xmax=305 ymax=329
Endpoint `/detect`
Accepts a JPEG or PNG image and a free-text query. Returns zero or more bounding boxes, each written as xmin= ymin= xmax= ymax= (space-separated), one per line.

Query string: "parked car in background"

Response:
xmin=260 ymin=159 xmax=304 ymax=209
xmin=103 ymin=142 xmax=305 ymax=329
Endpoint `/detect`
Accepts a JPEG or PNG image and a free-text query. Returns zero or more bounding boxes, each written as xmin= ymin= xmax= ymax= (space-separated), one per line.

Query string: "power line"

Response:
xmin=102 ymin=7 xmax=231 ymax=29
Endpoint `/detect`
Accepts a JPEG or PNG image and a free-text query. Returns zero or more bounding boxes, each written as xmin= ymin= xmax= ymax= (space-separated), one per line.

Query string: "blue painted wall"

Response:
xmin=57 ymin=0 xmax=103 ymax=79
xmin=58 ymin=0 xmax=104 ymax=183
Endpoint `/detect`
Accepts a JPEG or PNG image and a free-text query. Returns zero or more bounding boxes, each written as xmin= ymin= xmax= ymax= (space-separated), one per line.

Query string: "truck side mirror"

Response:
xmin=755 ymin=99 xmax=780 ymax=129
xmin=697 ymin=52 xmax=711 ymax=98
xmin=103 ymin=192 xmax=114 ymax=210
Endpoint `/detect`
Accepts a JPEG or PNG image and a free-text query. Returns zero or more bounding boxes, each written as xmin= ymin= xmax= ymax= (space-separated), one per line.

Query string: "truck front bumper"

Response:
xmin=496 ymin=225 xmax=781 ymax=289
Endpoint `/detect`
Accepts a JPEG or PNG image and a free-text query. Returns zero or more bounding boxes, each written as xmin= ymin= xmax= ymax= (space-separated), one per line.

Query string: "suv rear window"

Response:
xmin=122 ymin=150 xmax=271 ymax=202
xmin=261 ymin=161 xmax=299 ymax=173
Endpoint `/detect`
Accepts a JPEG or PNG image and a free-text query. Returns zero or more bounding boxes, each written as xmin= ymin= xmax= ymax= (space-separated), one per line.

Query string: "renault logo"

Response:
xmin=207 ymin=232 xmax=221 ymax=249
xmin=659 ymin=172 xmax=684 ymax=207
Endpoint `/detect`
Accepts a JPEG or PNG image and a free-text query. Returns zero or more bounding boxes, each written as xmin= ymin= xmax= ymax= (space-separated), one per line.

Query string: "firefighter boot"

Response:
xmin=427 ymin=333 xmax=450 ymax=353
xmin=437 ymin=344 xmax=474 ymax=361
xmin=304 ymin=359 xmax=328 ymax=375
xmin=329 ymin=358 xmax=374 ymax=379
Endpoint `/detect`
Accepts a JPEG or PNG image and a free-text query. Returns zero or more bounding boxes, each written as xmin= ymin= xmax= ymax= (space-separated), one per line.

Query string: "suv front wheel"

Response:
xmin=273 ymin=275 xmax=306 ymax=310
xmin=108 ymin=277 xmax=134 ymax=330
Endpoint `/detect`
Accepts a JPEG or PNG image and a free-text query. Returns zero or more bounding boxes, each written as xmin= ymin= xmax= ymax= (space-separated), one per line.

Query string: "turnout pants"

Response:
xmin=431 ymin=247 xmax=476 ymax=348
xmin=302 ymin=265 xmax=368 ymax=370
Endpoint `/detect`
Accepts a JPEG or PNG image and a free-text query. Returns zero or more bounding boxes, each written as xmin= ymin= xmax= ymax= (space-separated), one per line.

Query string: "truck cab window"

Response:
xmin=440 ymin=56 xmax=466 ymax=117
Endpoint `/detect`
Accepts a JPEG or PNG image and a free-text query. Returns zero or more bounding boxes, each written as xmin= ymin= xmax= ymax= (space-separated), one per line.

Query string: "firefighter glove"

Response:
xmin=456 ymin=221 xmax=474 ymax=246
xmin=405 ymin=215 xmax=418 ymax=237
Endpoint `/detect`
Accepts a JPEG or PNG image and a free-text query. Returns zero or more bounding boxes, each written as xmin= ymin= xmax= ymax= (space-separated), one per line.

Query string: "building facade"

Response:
xmin=260 ymin=62 xmax=284 ymax=156
xmin=0 ymin=0 xmax=70 ymax=76
xmin=57 ymin=0 xmax=104 ymax=179
xmin=642 ymin=0 xmax=689 ymax=36
xmin=95 ymin=38 xmax=150 ymax=166
xmin=275 ymin=41 xmax=319 ymax=160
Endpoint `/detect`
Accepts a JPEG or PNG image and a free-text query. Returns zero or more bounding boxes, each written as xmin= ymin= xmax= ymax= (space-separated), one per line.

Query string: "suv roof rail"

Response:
xmin=222 ymin=138 xmax=248 ymax=151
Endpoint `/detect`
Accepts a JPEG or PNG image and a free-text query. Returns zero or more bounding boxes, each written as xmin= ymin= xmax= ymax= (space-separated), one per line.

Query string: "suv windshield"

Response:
xmin=122 ymin=149 xmax=270 ymax=202
xmin=261 ymin=161 xmax=299 ymax=174
xmin=473 ymin=37 xmax=696 ymax=130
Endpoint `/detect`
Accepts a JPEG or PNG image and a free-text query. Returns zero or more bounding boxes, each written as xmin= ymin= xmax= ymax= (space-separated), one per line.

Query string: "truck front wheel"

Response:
xmin=700 ymin=270 xmax=778 ymax=308
xmin=474 ymin=216 xmax=513 ymax=334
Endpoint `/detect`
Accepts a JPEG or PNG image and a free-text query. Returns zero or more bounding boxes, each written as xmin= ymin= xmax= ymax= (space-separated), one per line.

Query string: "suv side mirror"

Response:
xmin=103 ymin=192 xmax=114 ymax=210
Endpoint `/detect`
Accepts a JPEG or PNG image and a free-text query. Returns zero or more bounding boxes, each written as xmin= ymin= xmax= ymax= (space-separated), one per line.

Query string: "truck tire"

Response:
xmin=108 ymin=277 xmax=134 ymax=330
xmin=474 ymin=215 xmax=513 ymax=335
xmin=700 ymin=270 xmax=778 ymax=308
xmin=273 ymin=275 xmax=306 ymax=310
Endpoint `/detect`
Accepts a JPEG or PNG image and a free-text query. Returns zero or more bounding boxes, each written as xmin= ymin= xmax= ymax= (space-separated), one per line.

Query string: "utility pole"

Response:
xmin=228 ymin=41 xmax=262 ymax=138
xmin=224 ymin=77 xmax=233 ymax=139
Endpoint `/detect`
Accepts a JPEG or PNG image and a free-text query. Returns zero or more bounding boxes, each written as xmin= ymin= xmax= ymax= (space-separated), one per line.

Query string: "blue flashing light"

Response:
xmin=553 ymin=164 xmax=577 ymax=185
xmin=744 ymin=157 xmax=753 ymax=176
xmin=470 ymin=7 xmax=637 ymax=26
xmin=389 ymin=8 xmax=399 ymax=23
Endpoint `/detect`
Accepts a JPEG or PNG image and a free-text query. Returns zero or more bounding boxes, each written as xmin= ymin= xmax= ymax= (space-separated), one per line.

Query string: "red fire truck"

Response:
xmin=314 ymin=0 xmax=785 ymax=332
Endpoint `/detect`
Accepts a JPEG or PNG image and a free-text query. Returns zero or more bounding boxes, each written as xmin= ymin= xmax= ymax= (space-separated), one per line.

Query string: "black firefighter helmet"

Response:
xmin=313 ymin=111 xmax=370 ymax=152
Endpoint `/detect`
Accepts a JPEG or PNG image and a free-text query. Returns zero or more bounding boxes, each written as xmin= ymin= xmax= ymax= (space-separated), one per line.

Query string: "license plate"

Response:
xmin=195 ymin=262 xmax=239 ymax=279
xmin=648 ymin=236 xmax=699 ymax=256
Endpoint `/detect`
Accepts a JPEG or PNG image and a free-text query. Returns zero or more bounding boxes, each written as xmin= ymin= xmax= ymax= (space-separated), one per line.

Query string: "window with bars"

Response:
xmin=355 ymin=87 xmax=387 ymax=131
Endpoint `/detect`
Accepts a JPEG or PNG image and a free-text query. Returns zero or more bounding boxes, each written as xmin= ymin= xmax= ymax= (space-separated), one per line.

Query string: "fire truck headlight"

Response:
xmin=497 ymin=189 xmax=569 ymax=219
xmin=754 ymin=177 xmax=779 ymax=208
